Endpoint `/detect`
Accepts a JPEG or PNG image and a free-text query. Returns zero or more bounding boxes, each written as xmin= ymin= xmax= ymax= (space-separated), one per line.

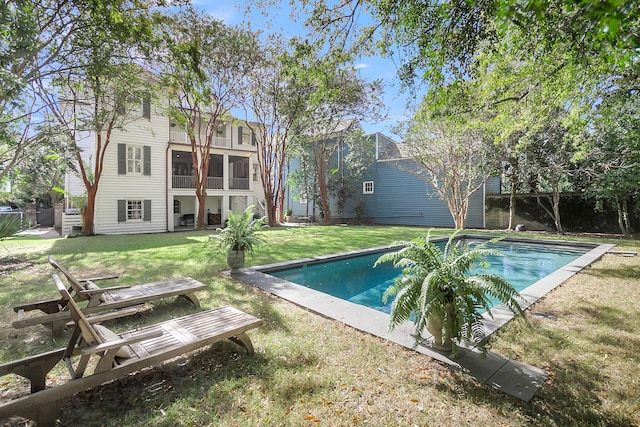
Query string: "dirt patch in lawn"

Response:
xmin=0 ymin=257 xmax=33 ymax=276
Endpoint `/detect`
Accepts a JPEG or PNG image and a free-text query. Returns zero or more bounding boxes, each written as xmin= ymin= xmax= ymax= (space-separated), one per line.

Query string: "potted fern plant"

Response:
xmin=212 ymin=205 xmax=265 ymax=272
xmin=375 ymin=231 xmax=525 ymax=354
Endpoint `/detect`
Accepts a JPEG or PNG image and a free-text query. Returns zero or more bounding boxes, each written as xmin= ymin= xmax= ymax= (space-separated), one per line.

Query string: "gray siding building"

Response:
xmin=285 ymin=129 xmax=489 ymax=228
xmin=361 ymin=158 xmax=485 ymax=228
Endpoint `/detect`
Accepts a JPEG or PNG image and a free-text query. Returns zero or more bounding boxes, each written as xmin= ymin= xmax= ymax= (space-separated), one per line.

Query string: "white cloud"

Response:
xmin=192 ymin=0 xmax=239 ymax=24
xmin=354 ymin=63 xmax=370 ymax=69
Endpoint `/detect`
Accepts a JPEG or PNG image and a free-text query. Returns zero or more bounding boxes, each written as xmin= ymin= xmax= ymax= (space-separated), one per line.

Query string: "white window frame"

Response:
xmin=363 ymin=181 xmax=374 ymax=194
xmin=242 ymin=129 xmax=251 ymax=145
xmin=127 ymin=200 xmax=143 ymax=221
xmin=127 ymin=145 xmax=143 ymax=174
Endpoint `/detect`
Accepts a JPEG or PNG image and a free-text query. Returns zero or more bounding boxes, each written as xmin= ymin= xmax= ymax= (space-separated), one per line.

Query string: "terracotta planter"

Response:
xmin=426 ymin=303 xmax=454 ymax=351
xmin=227 ymin=249 xmax=245 ymax=272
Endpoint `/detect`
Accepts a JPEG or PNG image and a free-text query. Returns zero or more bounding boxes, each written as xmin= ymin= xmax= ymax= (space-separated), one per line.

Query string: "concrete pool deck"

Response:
xmin=231 ymin=236 xmax=615 ymax=402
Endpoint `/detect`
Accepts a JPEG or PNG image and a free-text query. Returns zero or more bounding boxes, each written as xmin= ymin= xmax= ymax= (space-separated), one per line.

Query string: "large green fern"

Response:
xmin=212 ymin=205 xmax=265 ymax=255
xmin=375 ymin=230 xmax=525 ymax=353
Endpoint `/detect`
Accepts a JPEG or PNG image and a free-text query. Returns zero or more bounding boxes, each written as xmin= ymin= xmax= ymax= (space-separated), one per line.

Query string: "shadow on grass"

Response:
xmin=433 ymin=322 xmax=638 ymax=426
xmin=57 ymin=335 xmax=325 ymax=427
xmin=47 ymin=230 xmax=215 ymax=256
xmin=584 ymin=264 xmax=640 ymax=280
xmin=576 ymin=303 xmax=639 ymax=335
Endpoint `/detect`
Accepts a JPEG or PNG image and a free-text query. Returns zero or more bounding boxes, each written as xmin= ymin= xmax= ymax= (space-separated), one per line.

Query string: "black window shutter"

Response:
xmin=117 ymin=200 xmax=126 ymax=222
xmin=143 ymin=145 xmax=151 ymax=176
xmin=237 ymin=126 xmax=243 ymax=144
xmin=143 ymin=200 xmax=151 ymax=221
xmin=251 ymin=131 xmax=256 ymax=146
xmin=118 ymin=144 xmax=126 ymax=175
xmin=142 ymin=95 xmax=151 ymax=120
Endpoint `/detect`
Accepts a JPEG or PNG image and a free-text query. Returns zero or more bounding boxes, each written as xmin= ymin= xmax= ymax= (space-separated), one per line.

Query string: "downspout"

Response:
xmin=166 ymin=141 xmax=170 ymax=232
xmin=482 ymin=181 xmax=486 ymax=229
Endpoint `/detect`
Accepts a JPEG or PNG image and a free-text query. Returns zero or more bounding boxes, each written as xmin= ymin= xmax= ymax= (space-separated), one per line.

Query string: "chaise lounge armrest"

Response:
xmin=14 ymin=297 xmax=62 ymax=314
xmin=0 ymin=348 xmax=66 ymax=393
xmin=78 ymin=275 xmax=119 ymax=282
xmin=77 ymin=286 xmax=130 ymax=296
xmin=81 ymin=330 xmax=163 ymax=357
xmin=79 ymin=329 xmax=164 ymax=376
xmin=78 ymin=280 xmax=132 ymax=294
xmin=82 ymin=307 xmax=143 ymax=325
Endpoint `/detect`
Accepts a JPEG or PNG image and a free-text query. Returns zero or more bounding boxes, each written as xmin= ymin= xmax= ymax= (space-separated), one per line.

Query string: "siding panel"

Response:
xmin=364 ymin=159 xmax=484 ymax=228
xmin=93 ymin=110 xmax=167 ymax=234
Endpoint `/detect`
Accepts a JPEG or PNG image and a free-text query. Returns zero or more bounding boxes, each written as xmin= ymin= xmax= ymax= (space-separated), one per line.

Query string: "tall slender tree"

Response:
xmin=287 ymin=41 xmax=383 ymax=225
xmin=403 ymin=113 xmax=497 ymax=229
xmin=38 ymin=1 xmax=162 ymax=235
xmin=582 ymin=91 xmax=640 ymax=237
xmin=1 ymin=0 xmax=93 ymax=182
xmin=159 ymin=8 xmax=260 ymax=229
xmin=242 ymin=35 xmax=311 ymax=226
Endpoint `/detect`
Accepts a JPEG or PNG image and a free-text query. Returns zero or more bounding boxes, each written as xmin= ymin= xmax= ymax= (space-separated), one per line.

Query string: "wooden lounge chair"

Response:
xmin=12 ymin=256 xmax=207 ymax=336
xmin=0 ymin=273 xmax=264 ymax=427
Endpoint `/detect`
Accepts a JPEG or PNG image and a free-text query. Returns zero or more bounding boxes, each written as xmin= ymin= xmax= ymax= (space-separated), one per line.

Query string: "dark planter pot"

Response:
xmin=227 ymin=249 xmax=245 ymax=272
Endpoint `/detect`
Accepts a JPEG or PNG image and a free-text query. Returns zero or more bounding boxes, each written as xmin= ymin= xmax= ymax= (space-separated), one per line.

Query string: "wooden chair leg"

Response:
xmin=228 ymin=333 xmax=254 ymax=355
xmin=32 ymin=398 xmax=66 ymax=427
xmin=50 ymin=319 xmax=66 ymax=337
xmin=179 ymin=292 xmax=201 ymax=308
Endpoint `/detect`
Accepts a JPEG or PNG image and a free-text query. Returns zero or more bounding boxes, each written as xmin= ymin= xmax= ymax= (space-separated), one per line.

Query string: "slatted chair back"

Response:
xmin=52 ymin=273 xmax=102 ymax=347
xmin=48 ymin=256 xmax=90 ymax=298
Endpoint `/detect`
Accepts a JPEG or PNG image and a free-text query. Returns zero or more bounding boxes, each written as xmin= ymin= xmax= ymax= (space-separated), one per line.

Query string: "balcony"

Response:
xmin=229 ymin=177 xmax=249 ymax=190
xmin=172 ymin=175 xmax=224 ymax=189
xmin=169 ymin=130 xmax=230 ymax=148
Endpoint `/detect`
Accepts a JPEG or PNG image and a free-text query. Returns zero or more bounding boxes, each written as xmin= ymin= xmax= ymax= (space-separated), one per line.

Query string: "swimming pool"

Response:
xmin=234 ymin=234 xmax=613 ymax=391
xmin=267 ymin=238 xmax=592 ymax=314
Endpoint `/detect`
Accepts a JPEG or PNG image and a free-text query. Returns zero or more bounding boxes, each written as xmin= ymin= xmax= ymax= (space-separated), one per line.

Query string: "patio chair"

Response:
xmin=0 ymin=273 xmax=264 ymax=427
xmin=12 ymin=256 xmax=207 ymax=336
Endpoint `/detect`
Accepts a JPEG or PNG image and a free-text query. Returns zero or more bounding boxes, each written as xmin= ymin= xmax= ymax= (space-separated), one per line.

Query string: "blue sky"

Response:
xmin=191 ymin=0 xmax=420 ymax=140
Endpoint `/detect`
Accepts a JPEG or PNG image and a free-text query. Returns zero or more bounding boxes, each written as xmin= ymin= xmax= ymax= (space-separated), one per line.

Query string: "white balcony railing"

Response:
xmin=172 ymin=175 xmax=196 ymax=189
xmin=172 ymin=175 xmax=224 ymax=190
xmin=208 ymin=177 xmax=223 ymax=189
xmin=169 ymin=130 xmax=230 ymax=148
xmin=229 ymin=177 xmax=249 ymax=190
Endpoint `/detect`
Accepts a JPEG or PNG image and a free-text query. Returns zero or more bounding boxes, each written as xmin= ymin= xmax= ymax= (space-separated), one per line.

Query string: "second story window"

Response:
xmin=242 ymin=129 xmax=251 ymax=145
xmin=127 ymin=145 xmax=143 ymax=174
xmin=118 ymin=144 xmax=151 ymax=176
xmin=215 ymin=125 xmax=226 ymax=138
xmin=142 ymin=95 xmax=151 ymax=120
xmin=363 ymin=181 xmax=374 ymax=194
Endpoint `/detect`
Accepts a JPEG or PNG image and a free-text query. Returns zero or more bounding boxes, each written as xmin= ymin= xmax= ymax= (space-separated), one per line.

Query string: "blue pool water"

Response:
xmin=269 ymin=240 xmax=590 ymax=314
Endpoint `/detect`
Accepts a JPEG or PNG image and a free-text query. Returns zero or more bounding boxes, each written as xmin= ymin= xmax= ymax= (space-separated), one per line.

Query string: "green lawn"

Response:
xmin=1 ymin=226 xmax=639 ymax=426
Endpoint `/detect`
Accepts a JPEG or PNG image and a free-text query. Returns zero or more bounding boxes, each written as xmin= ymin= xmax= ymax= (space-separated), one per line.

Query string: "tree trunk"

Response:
xmin=196 ymin=190 xmax=206 ymax=229
xmin=616 ymin=196 xmax=631 ymax=238
xmin=315 ymin=147 xmax=331 ymax=225
xmin=535 ymin=192 xmax=562 ymax=234
xmin=276 ymin=184 xmax=286 ymax=225
xmin=552 ymin=188 xmax=563 ymax=234
xmin=508 ymin=181 xmax=516 ymax=231
xmin=318 ymin=178 xmax=331 ymax=225
xmin=83 ymin=188 xmax=97 ymax=236
xmin=264 ymin=191 xmax=277 ymax=227
xmin=191 ymin=133 xmax=212 ymax=230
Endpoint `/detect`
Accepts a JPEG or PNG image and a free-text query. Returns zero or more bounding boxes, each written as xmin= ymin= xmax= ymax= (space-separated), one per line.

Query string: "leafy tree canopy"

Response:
xmin=301 ymin=0 xmax=639 ymax=86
